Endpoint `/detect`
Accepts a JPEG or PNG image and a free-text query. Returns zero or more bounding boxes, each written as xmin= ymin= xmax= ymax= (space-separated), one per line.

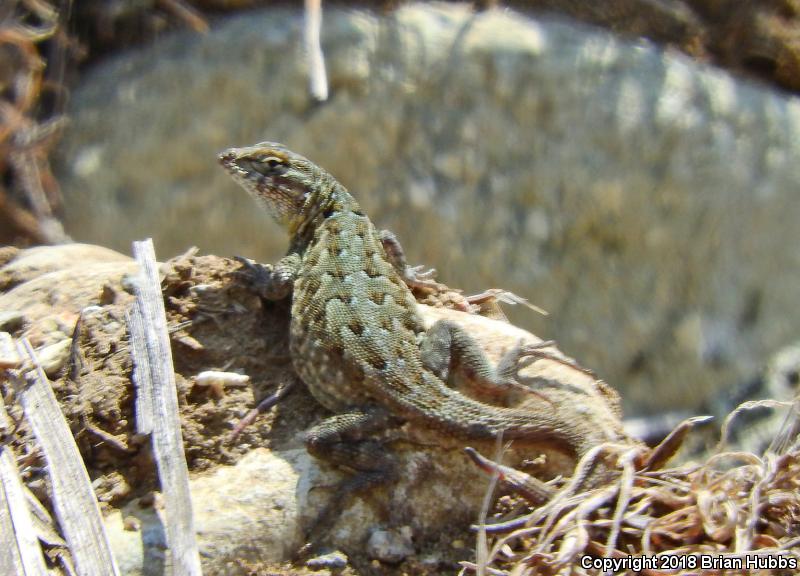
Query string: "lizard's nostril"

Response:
xmin=218 ymin=150 xmax=235 ymax=164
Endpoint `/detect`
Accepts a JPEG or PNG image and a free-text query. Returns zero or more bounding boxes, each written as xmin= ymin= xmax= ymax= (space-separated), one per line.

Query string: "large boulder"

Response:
xmin=54 ymin=4 xmax=800 ymax=415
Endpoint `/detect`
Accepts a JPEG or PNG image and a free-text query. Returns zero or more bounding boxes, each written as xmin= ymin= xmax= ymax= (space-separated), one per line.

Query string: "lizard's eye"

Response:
xmin=252 ymin=156 xmax=288 ymax=177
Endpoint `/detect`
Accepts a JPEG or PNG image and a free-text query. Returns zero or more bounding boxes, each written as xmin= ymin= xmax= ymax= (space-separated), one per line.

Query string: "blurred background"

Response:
xmin=2 ymin=0 xmax=800 ymax=436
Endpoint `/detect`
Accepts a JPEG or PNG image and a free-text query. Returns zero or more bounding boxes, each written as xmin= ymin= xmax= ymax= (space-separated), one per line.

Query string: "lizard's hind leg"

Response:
xmin=419 ymin=319 xmax=553 ymax=404
xmin=378 ymin=229 xmax=445 ymax=292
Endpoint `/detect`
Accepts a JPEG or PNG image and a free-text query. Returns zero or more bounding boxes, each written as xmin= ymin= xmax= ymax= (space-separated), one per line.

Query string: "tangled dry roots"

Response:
xmin=470 ymin=409 xmax=800 ymax=575
xmin=0 ymin=0 xmax=69 ymax=245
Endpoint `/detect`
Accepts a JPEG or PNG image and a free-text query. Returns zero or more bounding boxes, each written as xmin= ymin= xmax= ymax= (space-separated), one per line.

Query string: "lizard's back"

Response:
xmin=291 ymin=209 xmax=428 ymax=413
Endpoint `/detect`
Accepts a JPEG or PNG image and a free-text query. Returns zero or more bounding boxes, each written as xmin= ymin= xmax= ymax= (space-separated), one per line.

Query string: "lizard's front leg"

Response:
xmin=234 ymin=252 xmax=301 ymax=300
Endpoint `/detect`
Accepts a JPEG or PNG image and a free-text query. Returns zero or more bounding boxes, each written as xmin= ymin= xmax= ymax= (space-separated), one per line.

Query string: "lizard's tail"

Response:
xmin=395 ymin=371 xmax=611 ymax=456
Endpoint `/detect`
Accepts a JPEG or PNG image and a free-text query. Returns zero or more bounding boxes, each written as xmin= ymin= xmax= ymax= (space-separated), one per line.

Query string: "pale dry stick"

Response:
xmin=604 ymin=447 xmax=639 ymax=556
xmin=474 ymin=436 xmax=505 ymax=576
xmin=483 ymin=444 xmax=612 ymax=563
xmin=14 ymin=338 xmax=120 ymax=575
xmin=736 ymin=453 xmax=775 ymax=552
xmin=305 ymin=0 xmax=328 ymax=101
xmin=528 ymin=444 xmax=641 ymax=561
xmin=768 ymin=396 xmax=800 ymax=455
xmin=465 ymin=447 xmax=557 ymax=504
xmin=0 ymin=447 xmax=47 ymax=575
xmin=126 ymin=306 xmax=153 ymax=434
xmin=717 ymin=399 xmax=792 ymax=452
xmin=130 ymin=239 xmax=202 ymax=576
xmin=0 ymin=334 xmax=47 ymax=575
xmin=553 ymin=522 xmax=589 ymax=568
xmin=530 ymin=444 xmax=617 ymax=535
xmin=780 ymin=536 xmax=800 ymax=552
xmin=527 ymin=484 xmax=620 ymax=568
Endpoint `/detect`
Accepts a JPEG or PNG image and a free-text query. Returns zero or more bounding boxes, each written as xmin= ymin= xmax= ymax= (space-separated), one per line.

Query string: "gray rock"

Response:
xmin=306 ymin=550 xmax=349 ymax=570
xmin=3 ymin=245 xmax=627 ymax=573
xmin=35 ymin=338 xmax=72 ymax=378
xmin=54 ymin=4 xmax=800 ymax=416
xmin=0 ymin=244 xmax=130 ymax=291
xmin=366 ymin=527 xmax=415 ymax=564
xmin=103 ymin=448 xmax=308 ymax=575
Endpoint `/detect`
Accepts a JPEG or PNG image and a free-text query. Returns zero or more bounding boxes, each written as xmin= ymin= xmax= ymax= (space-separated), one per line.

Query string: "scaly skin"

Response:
xmin=218 ymin=142 xmax=605 ymax=472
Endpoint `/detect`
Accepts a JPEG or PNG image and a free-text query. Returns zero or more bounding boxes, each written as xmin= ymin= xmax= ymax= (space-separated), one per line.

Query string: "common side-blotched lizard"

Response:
xmin=218 ymin=142 xmax=619 ymax=493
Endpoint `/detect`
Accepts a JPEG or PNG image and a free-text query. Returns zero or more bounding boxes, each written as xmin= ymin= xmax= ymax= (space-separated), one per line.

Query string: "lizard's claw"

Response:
xmin=232 ymin=256 xmax=293 ymax=300
xmin=515 ymin=341 xmax=597 ymax=379
xmin=402 ymin=264 xmax=448 ymax=292
xmin=233 ymin=255 xmax=273 ymax=279
xmin=466 ymin=288 xmax=548 ymax=316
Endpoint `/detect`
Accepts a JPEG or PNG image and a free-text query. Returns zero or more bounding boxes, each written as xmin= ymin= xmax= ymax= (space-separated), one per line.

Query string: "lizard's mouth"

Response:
xmin=218 ymin=150 xmax=270 ymax=190
xmin=218 ymin=150 xmax=244 ymax=174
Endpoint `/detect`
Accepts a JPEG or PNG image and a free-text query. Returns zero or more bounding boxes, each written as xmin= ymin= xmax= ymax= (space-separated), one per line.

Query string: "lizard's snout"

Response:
xmin=218 ymin=150 xmax=236 ymax=166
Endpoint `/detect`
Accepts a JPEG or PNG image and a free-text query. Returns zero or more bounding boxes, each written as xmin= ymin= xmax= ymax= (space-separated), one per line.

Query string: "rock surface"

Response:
xmin=54 ymin=4 xmax=800 ymax=416
xmin=1 ymin=243 xmax=630 ymax=574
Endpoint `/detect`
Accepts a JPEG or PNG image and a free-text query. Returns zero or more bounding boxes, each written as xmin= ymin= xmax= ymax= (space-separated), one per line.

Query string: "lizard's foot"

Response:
xmin=233 ymin=255 xmax=294 ymax=300
xmin=401 ymin=264 xmax=448 ymax=292
xmin=378 ymin=229 xmax=447 ymax=293
xmin=303 ymin=458 xmax=394 ymax=549
xmin=303 ymin=409 xmax=400 ymax=544
xmin=465 ymin=288 xmax=548 ymax=317
xmin=506 ymin=341 xmax=598 ymax=379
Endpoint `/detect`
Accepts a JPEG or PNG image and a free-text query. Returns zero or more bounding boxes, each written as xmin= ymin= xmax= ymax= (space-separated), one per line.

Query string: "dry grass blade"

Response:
xmin=474 ymin=436 xmax=506 ymax=576
xmin=304 ymin=0 xmax=328 ymax=101
xmin=717 ymin=399 xmax=793 ymax=452
xmin=769 ymin=396 xmax=800 ymax=455
xmin=157 ymin=0 xmax=209 ymax=33
xmin=0 ymin=447 xmax=48 ymax=575
xmin=0 ymin=333 xmax=48 ymax=575
xmin=4 ymin=336 xmax=119 ymax=575
xmin=129 ymin=239 xmax=202 ymax=575
xmin=0 ymin=0 xmax=69 ymax=245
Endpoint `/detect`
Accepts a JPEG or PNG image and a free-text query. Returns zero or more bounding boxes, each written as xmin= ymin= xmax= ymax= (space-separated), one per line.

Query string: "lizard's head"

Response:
xmin=218 ymin=142 xmax=323 ymax=230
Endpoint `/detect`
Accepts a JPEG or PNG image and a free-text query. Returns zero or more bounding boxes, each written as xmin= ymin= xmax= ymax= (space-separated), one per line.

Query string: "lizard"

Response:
xmin=217 ymin=141 xmax=619 ymax=501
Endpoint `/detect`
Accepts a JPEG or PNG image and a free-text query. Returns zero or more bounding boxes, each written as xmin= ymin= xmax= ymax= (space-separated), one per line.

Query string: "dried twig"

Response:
xmin=304 ymin=0 xmax=329 ymax=101
xmin=129 ymin=239 xmax=202 ymax=575
xmin=2 ymin=334 xmax=119 ymax=575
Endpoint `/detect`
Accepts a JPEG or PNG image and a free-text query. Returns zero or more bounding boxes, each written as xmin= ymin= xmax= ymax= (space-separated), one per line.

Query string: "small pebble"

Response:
xmin=367 ymin=527 xmax=415 ymax=563
xmin=306 ymin=550 xmax=348 ymax=570
xmin=194 ymin=370 xmax=250 ymax=398
xmin=123 ymin=516 xmax=141 ymax=532
xmin=36 ymin=339 xmax=72 ymax=378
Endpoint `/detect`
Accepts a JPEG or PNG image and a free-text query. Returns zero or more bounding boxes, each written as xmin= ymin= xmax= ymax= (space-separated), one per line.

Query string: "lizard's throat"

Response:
xmin=292 ymin=183 xmax=359 ymax=238
xmin=240 ymin=177 xmax=309 ymax=230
